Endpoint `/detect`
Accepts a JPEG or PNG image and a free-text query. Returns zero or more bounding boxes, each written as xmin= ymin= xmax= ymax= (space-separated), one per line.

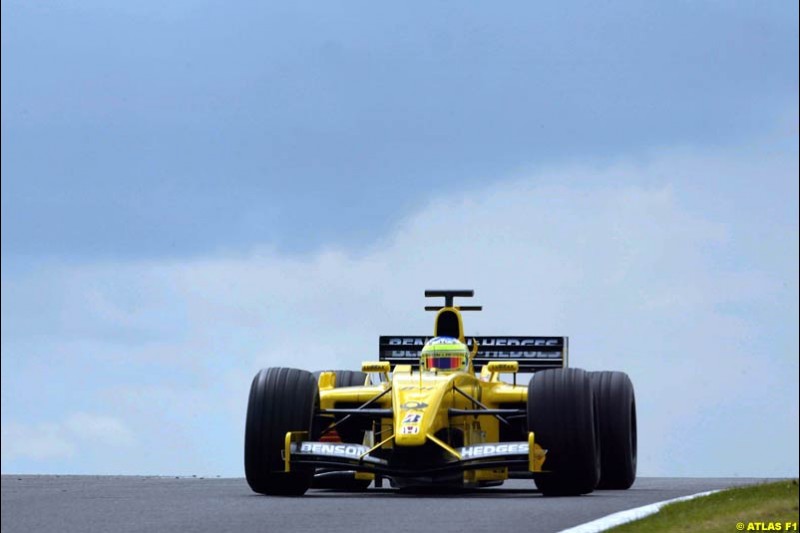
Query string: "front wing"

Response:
xmin=283 ymin=431 xmax=545 ymax=478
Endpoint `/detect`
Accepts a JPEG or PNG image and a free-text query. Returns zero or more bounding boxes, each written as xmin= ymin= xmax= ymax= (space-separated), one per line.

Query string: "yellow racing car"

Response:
xmin=244 ymin=290 xmax=636 ymax=496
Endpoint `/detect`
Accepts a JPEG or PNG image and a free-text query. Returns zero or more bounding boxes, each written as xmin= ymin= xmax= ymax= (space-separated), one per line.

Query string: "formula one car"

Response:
xmin=244 ymin=290 xmax=637 ymax=496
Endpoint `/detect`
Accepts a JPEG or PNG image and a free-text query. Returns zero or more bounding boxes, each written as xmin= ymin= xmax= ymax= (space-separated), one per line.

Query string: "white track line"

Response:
xmin=559 ymin=489 xmax=720 ymax=533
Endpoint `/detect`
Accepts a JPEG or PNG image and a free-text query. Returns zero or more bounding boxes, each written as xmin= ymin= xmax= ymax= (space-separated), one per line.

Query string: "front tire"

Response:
xmin=244 ymin=367 xmax=318 ymax=496
xmin=590 ymin=371 xmax=637 ymax=489
xmin=528 ymin=368 xmax=600 ymax=496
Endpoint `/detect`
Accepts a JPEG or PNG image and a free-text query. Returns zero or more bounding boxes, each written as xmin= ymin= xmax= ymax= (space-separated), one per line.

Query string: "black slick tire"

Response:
xmin=590 ymin=371 xmax=637 ymax=490
xmin=244 ymin=367 xmax=318 ymax=496
xmin=312 ymin=370 xmax=367 ymax=388
xmin=528 ymin=368 xmax=600 ymax=496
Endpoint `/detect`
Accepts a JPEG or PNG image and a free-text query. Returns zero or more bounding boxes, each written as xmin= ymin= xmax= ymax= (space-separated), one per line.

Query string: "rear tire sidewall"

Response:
xmin=590 ymin=371 xmax=637 ymax=490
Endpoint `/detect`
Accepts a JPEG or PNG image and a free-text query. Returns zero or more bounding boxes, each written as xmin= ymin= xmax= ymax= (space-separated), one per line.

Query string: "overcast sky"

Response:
xmin=1 ymin=1 xmax=798 ymax=478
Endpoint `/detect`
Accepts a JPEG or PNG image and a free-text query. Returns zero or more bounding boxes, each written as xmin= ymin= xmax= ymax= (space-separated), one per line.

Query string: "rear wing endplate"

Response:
xmin=379 ymin=336 xmax=568 ymax=372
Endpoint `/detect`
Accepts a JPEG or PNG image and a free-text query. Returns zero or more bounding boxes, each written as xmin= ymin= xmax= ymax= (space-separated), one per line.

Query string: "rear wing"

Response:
xmin=379 ymin=336 xmax=568 ymax=372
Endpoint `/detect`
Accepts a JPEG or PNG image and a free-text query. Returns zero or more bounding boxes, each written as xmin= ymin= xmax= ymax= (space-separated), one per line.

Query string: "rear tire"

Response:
xmin=244 ymin=367 xmax=318 ymax=496
xmin=590 ymin=371 xmax=637 ymax=489
xmin=311 ymin=369 xmax=371 ymax=491
xmin=312 ymin=370 xmax=367 ymax=388
xmin=528 ymin=368 xmax=600 ymax=496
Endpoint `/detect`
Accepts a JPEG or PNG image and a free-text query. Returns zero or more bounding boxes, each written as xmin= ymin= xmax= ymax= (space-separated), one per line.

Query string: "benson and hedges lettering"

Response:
xmin=298 ymin=442 xmax=369 ymax=458
xmin=385 ymin=350 xmax=562 ymax=359
xmin=459 ymin=443 xmax=529 ymax=458
xmin=381 ymin=337 xmax=564 ymax=359
xmin=385 ymin=337 xmax=562 ymax=347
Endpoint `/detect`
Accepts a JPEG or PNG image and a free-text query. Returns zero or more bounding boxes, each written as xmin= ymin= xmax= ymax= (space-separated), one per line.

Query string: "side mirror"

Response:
xmin=486 ymin=361 xmax=519 ymax=374
xmin=317 ymin=371 xmax=337 ymax=390
xmin=362 ymin=361 xmax=391 ymax=373
xmin=362 ymin=361 xmax=391 ymax=382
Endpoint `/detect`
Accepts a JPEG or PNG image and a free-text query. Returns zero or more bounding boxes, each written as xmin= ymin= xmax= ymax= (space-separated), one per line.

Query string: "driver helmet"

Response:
xmin=420 ymin=336 xmax=469 ymax=372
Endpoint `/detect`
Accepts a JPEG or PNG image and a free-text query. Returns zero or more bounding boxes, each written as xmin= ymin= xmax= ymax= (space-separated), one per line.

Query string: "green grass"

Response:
xmin=608 ymin=479 xmax=799 ymax=533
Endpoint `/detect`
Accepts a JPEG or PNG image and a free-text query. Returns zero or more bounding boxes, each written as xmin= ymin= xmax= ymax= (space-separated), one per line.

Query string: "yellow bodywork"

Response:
xmin=306 ymin=306 xmax=546 ymax=485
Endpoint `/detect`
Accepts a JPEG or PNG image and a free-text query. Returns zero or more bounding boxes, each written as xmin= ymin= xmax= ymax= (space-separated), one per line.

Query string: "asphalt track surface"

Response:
xmin=1 ymin=476 xmax=765 ymax=533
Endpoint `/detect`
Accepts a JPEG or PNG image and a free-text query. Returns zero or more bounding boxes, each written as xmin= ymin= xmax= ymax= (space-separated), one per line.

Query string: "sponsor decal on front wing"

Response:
xmin=458 ymin=442 xmax=529 ymax=459
xmin=290 ymin=441 xmax=529 ymax=466
xmin=292 ymin=442 xmax=386 ymax=464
